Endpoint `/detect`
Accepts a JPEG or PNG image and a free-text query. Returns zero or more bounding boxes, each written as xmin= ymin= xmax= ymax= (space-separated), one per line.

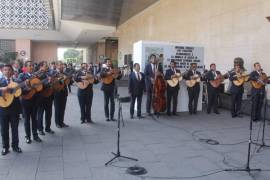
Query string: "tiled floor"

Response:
xmin=0 ymin=86 xmax=270 ymax=180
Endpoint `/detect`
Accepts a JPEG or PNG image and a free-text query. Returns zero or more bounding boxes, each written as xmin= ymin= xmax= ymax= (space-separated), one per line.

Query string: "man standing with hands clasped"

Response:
xmin=128 ymin=63 xmax=145 ymax=119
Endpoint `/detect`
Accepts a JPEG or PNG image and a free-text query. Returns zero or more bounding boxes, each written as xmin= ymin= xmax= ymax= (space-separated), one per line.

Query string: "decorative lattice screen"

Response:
xmin=0 ymin=0 xmax=49 ymax=30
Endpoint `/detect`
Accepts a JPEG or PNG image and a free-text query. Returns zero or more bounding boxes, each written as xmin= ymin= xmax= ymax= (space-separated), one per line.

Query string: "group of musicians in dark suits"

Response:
xmin=0 ymin=61 xmax=70 ymax=155
xmin=128 ymin=55 xmax=268 ymax=126
xmin=0 ymin=56 xmax=268 ymax=156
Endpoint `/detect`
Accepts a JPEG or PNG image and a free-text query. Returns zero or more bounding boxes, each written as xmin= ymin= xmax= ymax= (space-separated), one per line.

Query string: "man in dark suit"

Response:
xmin=18 ymin=61 xmax=42 ymax=144
xmin=229 ymin=64 xmax=244 ymax=118
xmin=164 ymin=60 xmax=180 ymax=116
xmin=74 ymin=63 xmax=98 ymax=124
xmin=128 ymin=63 xmax=145 ymax=119
xmin=100 ymin=59 xmax=122 ymax=121
xmin=36 ymin=61 xmax=55 ymax=135
xmin=249 ymin=62 xmax=266 ymax=122
xmin=184 ymin=63 xmax=201 ymax=115
xmin=144 ymin=54 xmax=163 ymax=115
xmin=205 ymin=63 xmax=221 ymax=114
xmin=54 ymin=61 xmax=69 ymax=128
xmin=0 ymin=65 xmax=22 ymax=155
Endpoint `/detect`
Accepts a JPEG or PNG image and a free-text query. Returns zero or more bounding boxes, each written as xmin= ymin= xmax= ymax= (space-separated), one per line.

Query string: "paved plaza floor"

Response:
xmin=1 ymin=86 xmax=270 ymax=180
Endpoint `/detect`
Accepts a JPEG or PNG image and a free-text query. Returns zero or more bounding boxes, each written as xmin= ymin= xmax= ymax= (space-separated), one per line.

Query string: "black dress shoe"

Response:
xmin=1 ymin=148 xmax=9 ymax=156
xmin=106 ymin=118 xmax=110 ymax=122
xmin=12 ymin=147 xmax=22 ymax=153
xmin=147 ymin=113 xmax=153 ymax=116
xmin=110 ymin=118 xmax=116 ymax=122
xmin=38 ymin=130 xmax=45 ymax=136
xmin=62 ymin=123 xmax=69 ymax=128
xmin=25 ymin=137 xmax=32 ymax=144
xmin=172 ymin=113 xmax=178 ymax=116
xmin=34 ymin=136 xmax=42 ymax=143
xmin=81 ymin=121 xmax=85 ymax=124
xmin=237 ymin=114 xmax=243 ymax=118
xmin=45 ymin=129 xmax=55 ymax=134
xmin=214 ymin=111 xmax=220 ymax=114
xmin=130 ymin=115 xmax=134 ymax=119
xmin=167 ymin=113 xmax=171 ymax=116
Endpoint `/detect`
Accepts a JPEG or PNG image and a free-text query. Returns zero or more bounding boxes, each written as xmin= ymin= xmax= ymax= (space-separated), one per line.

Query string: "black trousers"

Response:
xmin=130 ymin=93 xmax=143 ymax=117
xmin=0 ymin=112 xmax=19 ymax=149
xmin=78 ymin=91 xmax=93 ymax=121
xmin=146 ymin=90 xmax=152 ymax=114
xmin=21 ymin=98 xmax=38 ymax=138
xmin=103 ymin=90 xmax=115 ymax=119
xmin=187 ymin=85 xmax=200 ymax=113
xmin=207 ymin=86 xmax=219 ymax=113
xmin=54 ymin=94 xmax=67 ymax=126
xmin=167 ymin=87 xmax=179 ymax=114
xmin=251 ymin=93 xmax=264 ymax=121
xmin=231 ymin=92 xmax=243 ymax=116
xmin=37 ymin=96 xmax=53 ymax=131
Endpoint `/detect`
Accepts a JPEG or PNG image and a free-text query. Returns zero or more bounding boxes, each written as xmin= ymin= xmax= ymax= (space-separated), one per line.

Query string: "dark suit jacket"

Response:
xmin=249 ymin=70 xmax=266 ymax=95
xmin=100 ymin=67 xmax=122 ymax=92
xmin=164 ymin=68 xmax=181 ymax=89
xmin=144 ymin=63 xmax=163 ymax=92
xmin=128 ymin=72 xmax=145 ymax=95
xmin=229 ymin=71 xmax=244 ymax=94
xmin=0 ymin=77 xmax=21 ymax=114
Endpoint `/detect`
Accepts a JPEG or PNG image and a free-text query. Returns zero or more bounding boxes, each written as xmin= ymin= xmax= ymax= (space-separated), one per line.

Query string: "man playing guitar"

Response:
xmin=36 ymin=61 xmax=55 ymax=135
xmin=100 ymin=59 xmax=122 ymax=122
xmin=74 ymin=63 xmax=99 ymax=124
xmin=18 ymin=61 xmax=42 ymax=144
xmin=184 ymin=63 xmax=201 ymax=115
xmin=165 ymin=60 xmax=181 ymax=116
xmin=205 ymin=63 xmax=221 ymax=114
xmin=249 ymin=62 xmax=268 ymax=122
xmin=0 ymin=65 xmax=22 ymax=155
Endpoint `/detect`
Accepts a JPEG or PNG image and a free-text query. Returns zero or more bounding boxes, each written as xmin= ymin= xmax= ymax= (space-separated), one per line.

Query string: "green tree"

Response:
xmin=63 ymin=49 xmax=80 ymax=62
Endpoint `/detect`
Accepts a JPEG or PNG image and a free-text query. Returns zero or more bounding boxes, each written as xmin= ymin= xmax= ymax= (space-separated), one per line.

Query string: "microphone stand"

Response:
xmin=254 ymin=87 xmax=270 ymax=153
xmin=105 ymin=96 xmax=138 ymax=166
xmin=225 ymin=92 xmax=261 ymax=173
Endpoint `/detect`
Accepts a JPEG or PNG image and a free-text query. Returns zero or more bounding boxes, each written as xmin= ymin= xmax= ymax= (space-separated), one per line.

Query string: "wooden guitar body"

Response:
xmin=30 ymin=78 xmax=43 ymax=92
xmin=76 ymin=75 xmax=95 ymax=89
xmin=101 ymin=69 xmax=119 ymax=85
xmin=41 ymin=87 xmax=54 ymax=97
xmin=0 ymin=92 xmax=14 ymax=108
xmin=167 ymin=73 xmax=183 ymax=87
xmin=186 ymin=76 xmax=201 ymax=88
xmin=7 ymin=82 xmax=22 ymax=97
xmin=251 ymin=74 xmax=269 ymax=89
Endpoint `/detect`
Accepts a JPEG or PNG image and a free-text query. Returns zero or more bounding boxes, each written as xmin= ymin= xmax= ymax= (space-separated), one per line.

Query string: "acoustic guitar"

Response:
xmin=167 ymin=73 xmax=183 ymax=87
xmin=21 ymin=78 xmax=45 ymax=100
xmin=101 ymin=69 xmax=120 ymax=85
xmin=251 ymin=73 xmax=270 ymax=89
xmin=186 ymin=74 xmax=201 ymax=88
xmin=0 ymin=81 xmax=24 ymax=108
xmin=232 ymin=72 xmax=249 ymax=86
xmin=54 ymin=73 xmax=74 ymax=91
xmin=76 ymin=74 xmax=96 ymax=89
xmin=209 ymin=73 xmax=228 ymax=88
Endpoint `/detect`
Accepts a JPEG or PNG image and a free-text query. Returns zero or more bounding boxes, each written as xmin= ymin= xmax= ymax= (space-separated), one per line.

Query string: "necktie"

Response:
xmin=137 ymin=72 xmax=140 ymax=81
